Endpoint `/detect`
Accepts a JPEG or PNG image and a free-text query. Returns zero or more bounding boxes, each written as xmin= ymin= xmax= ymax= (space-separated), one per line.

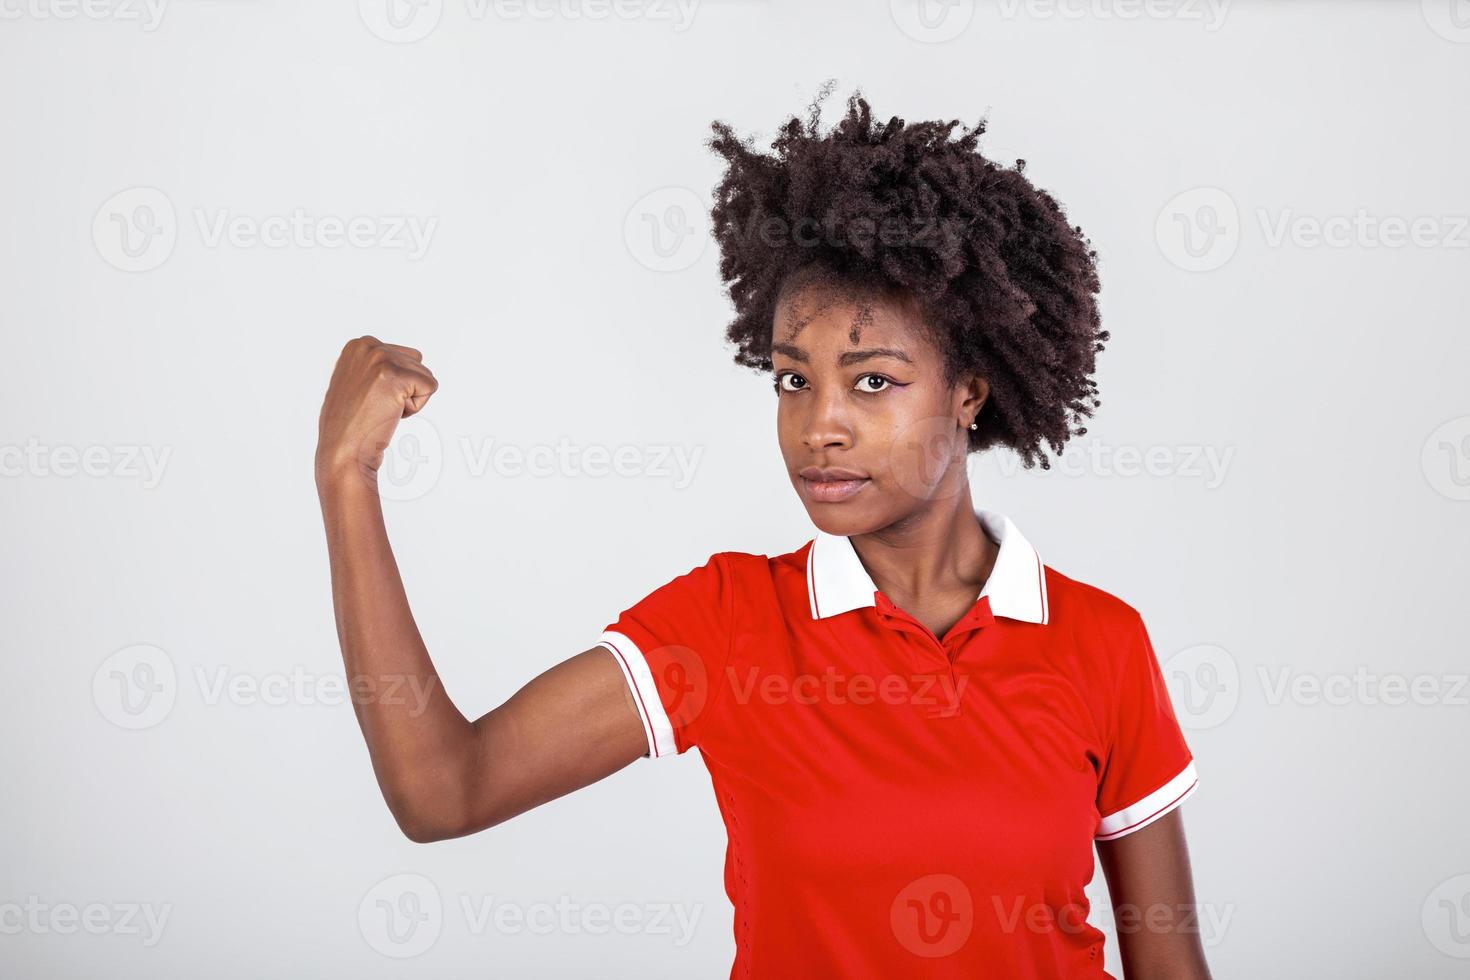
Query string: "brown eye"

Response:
xmin=855 ymin=374 xmax=892 ymax=392
xmin=775 ymin=372 xmax=807 ymax=393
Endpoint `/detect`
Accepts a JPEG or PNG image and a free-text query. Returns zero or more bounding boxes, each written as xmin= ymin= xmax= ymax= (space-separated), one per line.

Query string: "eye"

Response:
xmin=855 ymin=373 xmax=896 ymax=393
xmin=773 ymin=370 xmax=807 ymax=393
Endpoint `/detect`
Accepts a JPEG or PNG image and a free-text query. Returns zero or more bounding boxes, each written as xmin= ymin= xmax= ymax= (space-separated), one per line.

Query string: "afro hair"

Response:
xmin=706 ymin=84 xmax=1107 ymax=470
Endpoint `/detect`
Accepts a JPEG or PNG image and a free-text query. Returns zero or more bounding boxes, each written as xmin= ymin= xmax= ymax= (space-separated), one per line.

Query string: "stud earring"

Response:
xmin=968 ymin=421 xmax=978 ymax=430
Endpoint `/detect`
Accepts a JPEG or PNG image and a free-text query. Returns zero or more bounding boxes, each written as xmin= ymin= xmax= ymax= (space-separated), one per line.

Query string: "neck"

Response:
xmin=848 ymin=487 xmax=997 ymax=606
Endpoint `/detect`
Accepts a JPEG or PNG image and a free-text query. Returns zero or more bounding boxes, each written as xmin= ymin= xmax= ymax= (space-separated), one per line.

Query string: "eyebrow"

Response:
xmin=770 ymin=343 xmax=913 ymax=367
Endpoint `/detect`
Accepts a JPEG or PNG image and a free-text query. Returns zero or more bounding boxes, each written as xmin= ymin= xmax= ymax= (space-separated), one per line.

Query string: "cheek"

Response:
xmin=775 ymin=401 xmax=799 ymax=455
xmin=873 ymin=405 xmax=962 ymax=496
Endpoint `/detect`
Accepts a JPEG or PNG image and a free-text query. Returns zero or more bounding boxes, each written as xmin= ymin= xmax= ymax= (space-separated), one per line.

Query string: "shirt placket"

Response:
xmin=872 ymin=592 xmax=996 ymax=719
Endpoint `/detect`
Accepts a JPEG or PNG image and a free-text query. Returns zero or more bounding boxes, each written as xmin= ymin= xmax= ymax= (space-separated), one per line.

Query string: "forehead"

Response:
xmin=771 ymin=280 xmax=927 ymax=355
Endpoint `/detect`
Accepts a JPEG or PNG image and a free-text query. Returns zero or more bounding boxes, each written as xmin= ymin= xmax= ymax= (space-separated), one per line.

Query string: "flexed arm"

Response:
xmin=314 ymin=337 xmax=649 ymax=842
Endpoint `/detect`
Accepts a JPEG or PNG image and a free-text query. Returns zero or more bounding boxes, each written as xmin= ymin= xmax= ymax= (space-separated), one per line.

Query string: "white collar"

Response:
xmin=805 ymin=506 xmax=1049 ymax=625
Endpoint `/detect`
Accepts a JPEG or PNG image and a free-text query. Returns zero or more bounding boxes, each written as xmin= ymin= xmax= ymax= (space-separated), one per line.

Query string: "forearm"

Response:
xmin=317 ymin=468 xmax=476 ymax=838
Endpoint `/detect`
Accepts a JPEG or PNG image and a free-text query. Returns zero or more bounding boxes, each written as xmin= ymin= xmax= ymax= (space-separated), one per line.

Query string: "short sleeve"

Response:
xmin=596 ymin=553 xmax=735 ymax=760
xmin=1094 ymin=610 xmax=1199 ymax=841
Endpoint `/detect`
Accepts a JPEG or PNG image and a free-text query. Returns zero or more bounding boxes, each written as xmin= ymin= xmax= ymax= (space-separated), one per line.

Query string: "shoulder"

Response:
xmin=707 ymin=543 xmax=810 ymax=581
xmin=1041 ymin=564 xmax=1146 ymax=634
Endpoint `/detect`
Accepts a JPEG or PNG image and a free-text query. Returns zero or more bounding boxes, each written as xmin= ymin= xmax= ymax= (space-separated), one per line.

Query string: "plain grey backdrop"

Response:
xmin=3 ymin=1 xmax=1468 ymax=976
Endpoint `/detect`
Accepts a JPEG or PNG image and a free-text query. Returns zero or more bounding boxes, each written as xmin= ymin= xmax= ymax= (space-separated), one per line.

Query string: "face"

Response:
xmin=771 ymin=279 xmax=988 ymax=537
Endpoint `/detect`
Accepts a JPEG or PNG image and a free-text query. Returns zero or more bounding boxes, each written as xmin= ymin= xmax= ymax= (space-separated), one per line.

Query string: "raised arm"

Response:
xmin=315 ymin=337 xmax=649 ymax=842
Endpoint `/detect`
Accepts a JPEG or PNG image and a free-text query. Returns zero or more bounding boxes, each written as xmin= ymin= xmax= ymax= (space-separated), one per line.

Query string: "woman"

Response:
xmin=315 ymin=91 xmax=1210 ymax=978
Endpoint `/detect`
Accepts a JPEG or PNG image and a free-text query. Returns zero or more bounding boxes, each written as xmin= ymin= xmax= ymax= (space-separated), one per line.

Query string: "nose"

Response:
xmin=800 ymin=389 xmax=853 ymax=452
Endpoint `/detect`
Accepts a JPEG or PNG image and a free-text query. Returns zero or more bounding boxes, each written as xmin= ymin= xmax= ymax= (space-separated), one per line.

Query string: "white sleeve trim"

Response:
xmin=1095 ymin=759 xmax=1199 ymax=841
xmin=597 ymin=630 xmax=676 ymax=760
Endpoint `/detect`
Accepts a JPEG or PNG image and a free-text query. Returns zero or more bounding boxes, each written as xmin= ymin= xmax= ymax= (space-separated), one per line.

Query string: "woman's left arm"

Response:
xmin=1095 ymin=809 xmax=1213 ymax=979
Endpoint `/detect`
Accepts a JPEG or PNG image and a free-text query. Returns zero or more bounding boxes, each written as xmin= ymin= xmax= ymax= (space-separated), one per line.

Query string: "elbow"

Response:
xmin=396 ymin=815 xmax=453 ymax=845
xmin=382 ymin=779 xmax=478 ymax=844
xmin=390 ymin=801 xmax=472 ymax=844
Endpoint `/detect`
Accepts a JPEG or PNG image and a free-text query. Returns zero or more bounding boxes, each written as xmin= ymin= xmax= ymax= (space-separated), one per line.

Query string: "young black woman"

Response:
xmin=315 ymin=91 xmax=1211 ymax=979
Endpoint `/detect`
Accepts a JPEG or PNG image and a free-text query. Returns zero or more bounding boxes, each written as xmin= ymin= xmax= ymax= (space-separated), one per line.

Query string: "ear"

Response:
xmin=958 ymin=375 xmax=989 ymax=428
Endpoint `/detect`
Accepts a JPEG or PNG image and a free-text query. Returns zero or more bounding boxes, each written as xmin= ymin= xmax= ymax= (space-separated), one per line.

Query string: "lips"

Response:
xmin=800 ymin=467 xmax=867 ymax=482
xmin=798 ymin=466 xmax=870 ymax=503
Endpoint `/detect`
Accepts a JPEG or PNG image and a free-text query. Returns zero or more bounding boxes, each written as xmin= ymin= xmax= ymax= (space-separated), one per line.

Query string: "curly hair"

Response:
xmin=706 ymin=85 xmax=1107 ymax=470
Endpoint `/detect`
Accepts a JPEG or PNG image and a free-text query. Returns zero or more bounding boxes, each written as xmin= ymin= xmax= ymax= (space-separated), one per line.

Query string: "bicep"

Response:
xmin=456 ymin=646 xmax=649 ymax=835
xmin=1095 ymin=809 xmax=1213 ymax=979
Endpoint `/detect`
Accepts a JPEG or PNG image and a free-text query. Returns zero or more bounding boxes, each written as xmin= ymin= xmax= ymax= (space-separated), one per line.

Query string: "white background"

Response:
xmin=3 ymin=1 xmax=1469 ymax=976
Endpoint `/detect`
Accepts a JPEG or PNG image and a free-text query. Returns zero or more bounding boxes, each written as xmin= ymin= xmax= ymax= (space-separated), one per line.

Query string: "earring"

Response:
xmin=968 ymin=421 xmax=978 ymax=430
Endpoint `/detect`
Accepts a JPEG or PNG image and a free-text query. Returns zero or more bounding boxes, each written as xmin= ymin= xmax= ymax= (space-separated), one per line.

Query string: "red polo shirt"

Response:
xmin=597 ymin=507 xmax=1198 ymax=978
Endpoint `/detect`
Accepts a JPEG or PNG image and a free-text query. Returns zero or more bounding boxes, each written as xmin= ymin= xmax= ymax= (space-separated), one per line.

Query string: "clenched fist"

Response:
xmin=316 ymin=336 xmax=438 ymax=489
